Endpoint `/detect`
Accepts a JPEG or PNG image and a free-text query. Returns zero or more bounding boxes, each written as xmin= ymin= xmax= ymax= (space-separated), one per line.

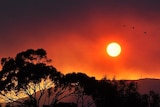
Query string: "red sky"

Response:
xmin=0 ymin=0 xmax=160 ymax=80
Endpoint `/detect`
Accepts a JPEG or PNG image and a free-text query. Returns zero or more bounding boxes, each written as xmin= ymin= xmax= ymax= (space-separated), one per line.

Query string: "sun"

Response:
xmin=106 ymin=42 xmax=121 ymax=57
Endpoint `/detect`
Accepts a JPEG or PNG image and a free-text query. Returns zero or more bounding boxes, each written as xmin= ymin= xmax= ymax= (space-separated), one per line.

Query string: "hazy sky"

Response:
xmin=0 ymin=0 xmax=160 ymax=80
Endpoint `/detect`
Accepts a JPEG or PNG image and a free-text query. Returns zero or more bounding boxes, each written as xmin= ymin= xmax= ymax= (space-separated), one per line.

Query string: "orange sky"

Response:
xmin=0 ymin=0 xmax=160 ymax=80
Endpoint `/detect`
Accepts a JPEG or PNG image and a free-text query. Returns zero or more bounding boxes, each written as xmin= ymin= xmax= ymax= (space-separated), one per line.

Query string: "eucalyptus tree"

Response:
xmin=0 ymin=49 xmax=62 ymax=107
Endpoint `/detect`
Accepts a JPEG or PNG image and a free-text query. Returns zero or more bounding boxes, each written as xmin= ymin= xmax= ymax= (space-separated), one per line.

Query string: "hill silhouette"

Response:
xmin=136 ymin=78 xmax=160 ymax=94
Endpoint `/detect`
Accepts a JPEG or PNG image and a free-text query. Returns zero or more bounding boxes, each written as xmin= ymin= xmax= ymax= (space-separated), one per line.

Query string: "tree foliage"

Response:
xmin=0 ymin=49 xmax=62 ymax=107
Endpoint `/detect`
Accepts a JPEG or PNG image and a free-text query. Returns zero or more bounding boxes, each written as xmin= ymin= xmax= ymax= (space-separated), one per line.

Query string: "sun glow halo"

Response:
xmin=106 ymin=42 xmax=121 ymax=57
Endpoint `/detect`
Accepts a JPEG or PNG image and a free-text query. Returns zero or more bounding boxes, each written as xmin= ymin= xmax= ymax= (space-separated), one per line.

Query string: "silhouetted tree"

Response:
xmin=141 ymin=94 xmax=149 ymax=107
xmin=0 ymin=49 xmax=62 ymax=107
xmin=91 ymin=78 xmax=118 ymax=107
xmin=57 ymin=72 xmax=97 ymax=107
xmin=148 ymin=91 xmax=160 ymax=107
xmin=115 ymin=80 xmax=142 ymax=107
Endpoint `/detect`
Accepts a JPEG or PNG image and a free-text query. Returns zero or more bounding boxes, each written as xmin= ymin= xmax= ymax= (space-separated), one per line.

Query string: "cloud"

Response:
xmin=0 ymin=0 xmax=160 ymax=79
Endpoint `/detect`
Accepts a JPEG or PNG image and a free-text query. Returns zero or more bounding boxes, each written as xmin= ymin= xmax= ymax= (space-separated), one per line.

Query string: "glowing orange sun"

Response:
xmin=106 ymin=42 xmax=121 ymax=57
